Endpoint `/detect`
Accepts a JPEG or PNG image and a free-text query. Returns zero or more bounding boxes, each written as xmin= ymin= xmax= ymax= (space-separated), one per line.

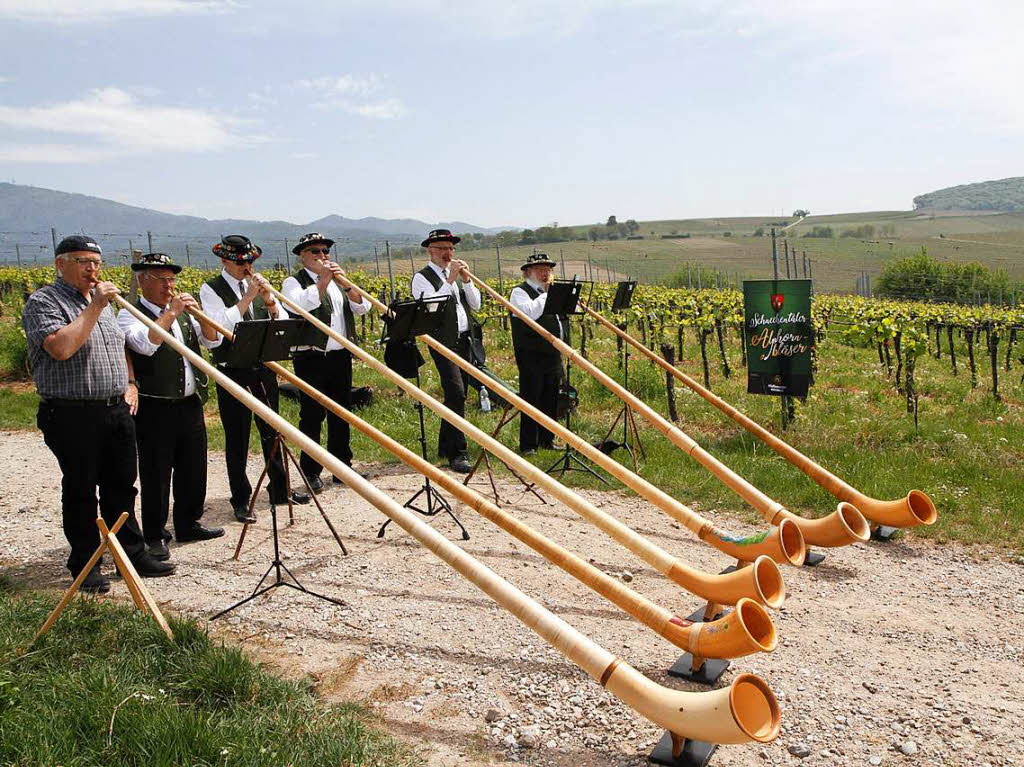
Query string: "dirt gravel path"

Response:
xmin=1 ymin=430 xmax=1022 ymax=767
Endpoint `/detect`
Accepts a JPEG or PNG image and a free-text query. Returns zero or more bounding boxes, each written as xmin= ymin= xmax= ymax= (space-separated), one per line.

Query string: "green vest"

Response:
xmin=206 ymin=274 xmax=271 ymax=366
xmin=291 ymin=268 xmax=356 ymax=350
xmin=129 ymin=300 xmax=209 ymax=403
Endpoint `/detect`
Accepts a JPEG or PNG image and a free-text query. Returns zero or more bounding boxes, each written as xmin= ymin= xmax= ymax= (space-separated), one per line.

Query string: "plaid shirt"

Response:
xmin=22 ymin=277 xmax=128 ymax=400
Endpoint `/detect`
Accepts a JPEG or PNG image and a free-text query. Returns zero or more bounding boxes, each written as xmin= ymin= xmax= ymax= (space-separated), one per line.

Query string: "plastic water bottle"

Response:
xmin=479 ymin=387 xmax=492 ymax=412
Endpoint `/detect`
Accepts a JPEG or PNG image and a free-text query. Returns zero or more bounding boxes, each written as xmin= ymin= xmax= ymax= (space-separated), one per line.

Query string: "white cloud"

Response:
xmin=296 ymin=73 xmax=407 ymax=120
xmin=0 ymin=0 xmax=240 ymax=22
xmin=0 ymin=87 xmax=265 ymax=163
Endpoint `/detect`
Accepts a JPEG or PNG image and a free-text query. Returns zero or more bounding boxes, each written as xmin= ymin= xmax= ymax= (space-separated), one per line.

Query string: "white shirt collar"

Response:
xmin=428 ymin=261 xmax=448 ymax=279
xmin=222 ymin=268 xmax=245 ymax=289
xmin=526 ymin=277 xmax=544 ymax=291
xmin=140 ymin=295 xmax=167 ymax=315
xmin=304 ymin=266 xmax=319 ymax=281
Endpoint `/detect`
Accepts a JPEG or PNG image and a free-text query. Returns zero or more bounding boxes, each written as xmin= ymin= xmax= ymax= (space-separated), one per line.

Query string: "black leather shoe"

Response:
xmin=147 ymin=540 xmax=170 ymax=561
xmin=449 ymin=454 xmax=473 ymax=474
xmin=291 ymin=488 xmax=311 ymax=505
xmin=522 ymin=448 xmax=537 ymax=456
xmin=175 ymin=524 xmax=225 ymax=543
xmin=131 ymin=552 xmax=176 ymax=578
xmin=79 ymin=566 xmax=111 ymax=594
xmin=305 ymin=475 xmax=325 ymax=493
xmin=233 ymin=505 xmax=256 ymax=523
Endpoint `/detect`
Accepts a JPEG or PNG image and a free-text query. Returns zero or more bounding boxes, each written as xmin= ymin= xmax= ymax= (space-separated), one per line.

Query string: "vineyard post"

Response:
xmin=661 ymin=343 xmax=679 ymax=422
xmin=51 ymin=228 xmax=58 ymax=256
xmin=147 ymin=231 xmax=153 ymax=254
xmin=560 ymin=249 xmax=566 ymax=279
xmin=587 ymin=251 xmax=594 ymax=284
xmin=784 ymin=239 xmax=791 ymax=278
xmin=605 ymin=259 xmax=612 ymax=283
xmin=687 ymin=263 xmax=692 ymax=288
xmin=373 ymin=245 xmax=380 ymax=277
xmin=284 ymin=239 xmax=290 ymax=272
xmin=808 ymin=257 xmax=813 ymax=280
xmin=792 ymin=247 xmax=798 ymax=277
xmin=128 ymin=249 xmax=143 ymax=302
xmin=496 ymin=245 xmax=504 ymax=293
xmin=770 ymin=228 xmax=779 ymax=279
xmin=385 ymin=240 xmax=395 ymax=301
xmin=15 ymin=243 xmax=21 ymax=267
xmin=802 ymin=251 xmax=807 ymax=278
xmin=185 ymin=243 xmax=191 ymax=268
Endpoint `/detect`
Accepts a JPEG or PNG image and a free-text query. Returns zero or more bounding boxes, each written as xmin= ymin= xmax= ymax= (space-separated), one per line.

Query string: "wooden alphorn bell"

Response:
xmin=170 ymin=296 xmax=777 ymax=660
xmin=466 ymin=272 xmax=872 ymax=549
xmin=113 ymin=295 xmax=781 ymax=754
xmin=316 ymin=270 xmax=806 ymax=568
xmin=583 ymin=303 xmax=938 ymax=531
xmin=269 ymin=283 xmax=787 ymax=609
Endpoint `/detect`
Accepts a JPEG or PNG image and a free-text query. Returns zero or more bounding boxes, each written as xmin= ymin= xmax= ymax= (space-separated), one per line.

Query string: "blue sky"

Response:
xmin=0 ymin=0 xmax=1020 ymax=228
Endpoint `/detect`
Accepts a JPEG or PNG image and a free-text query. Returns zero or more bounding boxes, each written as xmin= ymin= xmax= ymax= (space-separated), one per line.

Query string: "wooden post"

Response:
xmin=128 ymin=249 xmax=143 ymax=301
xmin=662 ymin=343 xmax=679 ymax=422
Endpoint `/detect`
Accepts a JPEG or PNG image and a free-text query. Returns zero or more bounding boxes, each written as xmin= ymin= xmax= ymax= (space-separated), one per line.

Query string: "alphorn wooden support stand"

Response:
xmin=32 ymin=513 xmax=174 ymax=644
xmin=462 ymin=405 xmax=548 ymax=506
xmin=667 ymin=564 xmax=736 ymax=687
xmin=648 ymin=731 xmax=717 ymax=767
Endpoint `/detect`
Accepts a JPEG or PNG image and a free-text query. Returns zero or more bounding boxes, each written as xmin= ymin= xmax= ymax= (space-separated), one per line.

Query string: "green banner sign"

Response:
xmin=743 ymin=279 xmax=813 ymax=397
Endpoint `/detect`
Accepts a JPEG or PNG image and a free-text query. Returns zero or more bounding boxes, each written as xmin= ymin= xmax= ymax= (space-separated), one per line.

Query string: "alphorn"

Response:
xmin=113 ymin=294 xmax=781 ymax=751
xmin=178 ymin=297 xmax=776 ymax=660
xmin=272 ymin=357 xmax=776 ymax=662
xmin=583 ymin=304 xmax=938 ymax=530
xmin=467 ymin=272 xmax=871 ymax=549
xmin=270 ymin=284 xmax=786 ymax=609
xmin=317 ymin=271 xmax=805 ymax=568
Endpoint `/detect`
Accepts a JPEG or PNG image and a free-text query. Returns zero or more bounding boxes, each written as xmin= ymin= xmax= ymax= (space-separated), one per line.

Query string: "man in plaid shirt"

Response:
xmin=23 ymin=235 xmax=175 ymax=593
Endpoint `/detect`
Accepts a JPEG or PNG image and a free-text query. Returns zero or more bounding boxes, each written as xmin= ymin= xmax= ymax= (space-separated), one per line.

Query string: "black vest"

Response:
xmin=510 ymin=282 xmax=569 ymax=356
xmin=290 ymin=268 xmax=356 ymax=349
xmin=129 ymin=300 xmax=208 ymax=403
xmin=415 ymin=265 xmax=481 ymax=337
xmin=206 ymin=274 xmax=271 ymax=366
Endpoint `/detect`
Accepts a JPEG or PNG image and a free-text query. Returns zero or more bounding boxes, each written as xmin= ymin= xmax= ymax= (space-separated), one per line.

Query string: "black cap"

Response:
xmin=55 ymin=235 xmax=102 ymax=257
xmin=421 ymin=228 xmax=461 ymax=248
xmin=520 ymin=252 xmax=556 ymax=271
xmin=131 ymin=253 xmax=182 ymax=274
xmin=212 ymin=234 xmax=261 ymax=262
xmin=292 ymin=232 xmax=335 ymax=256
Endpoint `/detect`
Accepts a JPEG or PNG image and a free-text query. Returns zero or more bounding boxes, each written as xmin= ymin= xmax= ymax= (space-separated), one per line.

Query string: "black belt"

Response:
xmin=43 ymin=395 xmax=123 ymax=407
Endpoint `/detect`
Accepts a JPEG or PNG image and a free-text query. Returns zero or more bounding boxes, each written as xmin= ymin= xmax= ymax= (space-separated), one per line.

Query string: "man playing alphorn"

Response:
xmin=118 ymin=253 xmax=225 ymax=562
xmin=199 ymin=235 xmax=309 ymax=523
xmin=509 ymin=253 xmax=568 ymax=455
xmin=281 ymin=232 xmax=371 ymax=491
xmin=22 ymin=235 xmax=174 ymax=593
xmin=410 ymin=228 xmax=481 ymax=473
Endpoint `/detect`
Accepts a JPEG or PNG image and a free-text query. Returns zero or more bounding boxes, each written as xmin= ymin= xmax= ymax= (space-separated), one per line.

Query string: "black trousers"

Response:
xmin=215 ymin=366 xmax=288 ymax=507
xmin=37 ymin=400 xmax=146 ymax=575
xmin=428 ymin=342 xmax=469 ymax=459
xmin=515 ymin=351 xmax=563 ymax=452
xmin=134 ymin=394 xmax=207 ymax=542
xmin=293 ymin=349 xmax=353 ymax=479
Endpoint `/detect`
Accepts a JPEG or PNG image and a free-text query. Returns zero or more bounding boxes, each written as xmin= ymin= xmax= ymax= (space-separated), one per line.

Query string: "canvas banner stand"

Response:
xmin=743 ymin=279 xmax=813 ymax=399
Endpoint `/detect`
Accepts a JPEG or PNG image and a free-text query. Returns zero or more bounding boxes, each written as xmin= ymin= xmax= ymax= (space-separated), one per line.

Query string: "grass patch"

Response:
xmin=0 ymin=578 xmax=417 ymax=767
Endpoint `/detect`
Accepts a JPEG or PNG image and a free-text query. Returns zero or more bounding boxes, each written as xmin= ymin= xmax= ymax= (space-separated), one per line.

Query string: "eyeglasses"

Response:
xmin=69 ymin=256 xmax=102 ymax=266
xmin=306 ymin=248 xmax=331 ymax=255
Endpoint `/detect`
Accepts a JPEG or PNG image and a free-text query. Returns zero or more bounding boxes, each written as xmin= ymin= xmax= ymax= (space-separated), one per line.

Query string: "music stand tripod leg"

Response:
xmin=279 ymin=437 xmax=348 ymax=556
xmin=232 ymin=449 xmax=274 ymax=561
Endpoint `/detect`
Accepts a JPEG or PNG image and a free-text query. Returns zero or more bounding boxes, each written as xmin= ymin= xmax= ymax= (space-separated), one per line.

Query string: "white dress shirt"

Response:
xmin=199 ymin=268 xmax=286 ymax=341
xmin=118 ymin=295 xmax=221 ymax=397
xmin=410 ymin=261 xmax=481 ymax=334
xmin=510 ymin=278 xmax=565 ymax=338
xmin=281 ymin=267 xmax=372 ymax=352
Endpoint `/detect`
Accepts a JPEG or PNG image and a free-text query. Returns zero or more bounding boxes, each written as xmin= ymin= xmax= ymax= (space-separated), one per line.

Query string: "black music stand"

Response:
xmin=377 ymin=296 xmax=470 ymax=540
xmin=212 ymin=318 xmax=347 ymax=621
xmin=542 ymin=279 xmax=608 ymax=485
xmin=597 ymin=280 xmax=646 ymax=470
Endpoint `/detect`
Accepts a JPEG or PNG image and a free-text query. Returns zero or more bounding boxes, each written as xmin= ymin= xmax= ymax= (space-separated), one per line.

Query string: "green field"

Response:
xmin=366 ymin=210 xmax=1024 ymax=296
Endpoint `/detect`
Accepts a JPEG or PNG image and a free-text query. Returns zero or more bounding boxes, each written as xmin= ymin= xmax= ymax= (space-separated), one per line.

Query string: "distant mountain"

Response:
xmin=913 ymin=176 xmax=1024 ymax=212
xmin=0 ymin=183 xmax=516 ymax=265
